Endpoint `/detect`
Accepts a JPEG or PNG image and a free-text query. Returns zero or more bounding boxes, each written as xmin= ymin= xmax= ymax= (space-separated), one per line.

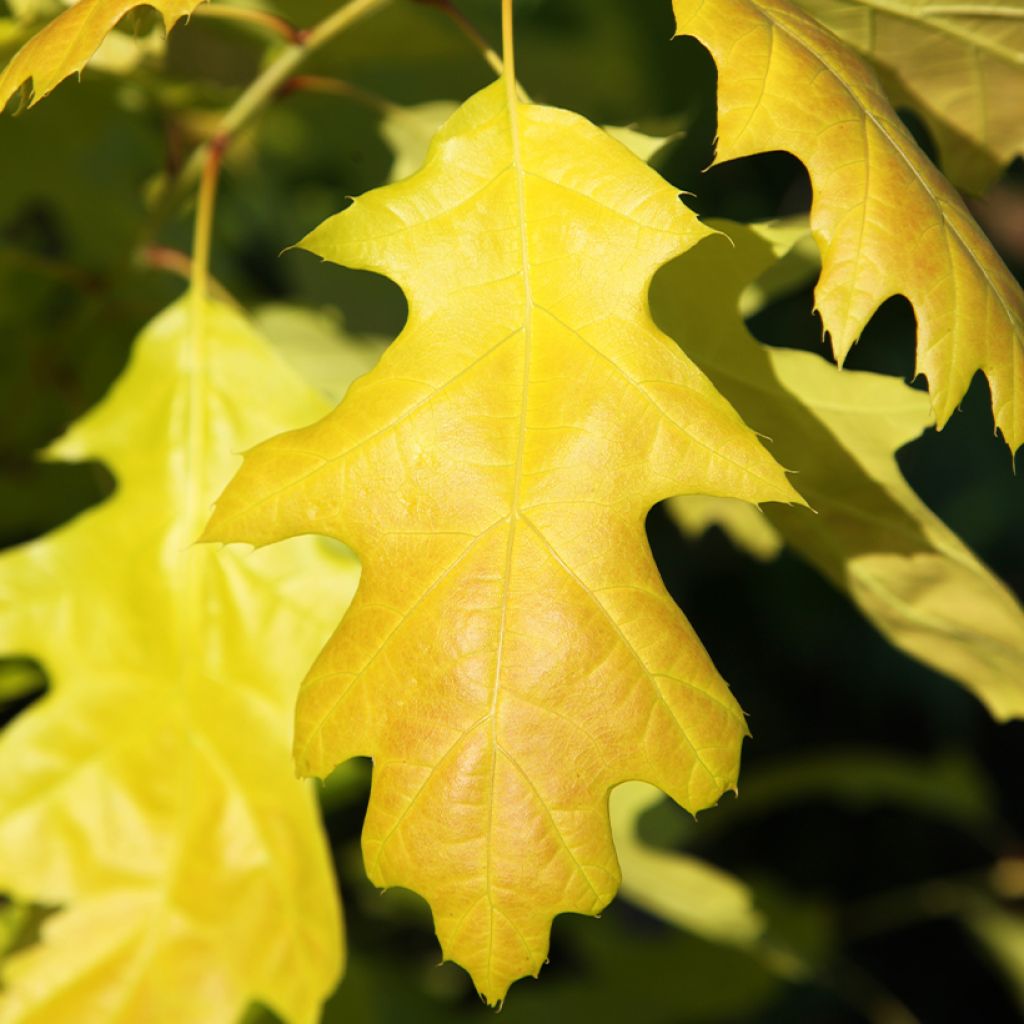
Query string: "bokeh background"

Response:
xmin=1 ymin=1 xmax=1023 ymax=1021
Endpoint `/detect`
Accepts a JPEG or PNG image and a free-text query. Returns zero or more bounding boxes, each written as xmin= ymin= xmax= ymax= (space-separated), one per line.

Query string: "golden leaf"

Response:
xmin=205 ymin=78 xmax=801 ymax=1003
xmin=674 ymin=0 xmax=1024 ymax=453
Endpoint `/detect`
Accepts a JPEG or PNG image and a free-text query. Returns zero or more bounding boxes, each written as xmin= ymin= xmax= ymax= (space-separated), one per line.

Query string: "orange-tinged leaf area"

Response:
xmin=0 ymin=0 xmax=205 ymax=112
xmin=205 ymin=78 xmax=801 ymax=1003
xmin=674 ymin=0 xmax=1024 ymax=453
xmin=0 ymin=298 xmax=354 ymax=1024
xmin=794 ymin=0 xmax=1024 ymax=191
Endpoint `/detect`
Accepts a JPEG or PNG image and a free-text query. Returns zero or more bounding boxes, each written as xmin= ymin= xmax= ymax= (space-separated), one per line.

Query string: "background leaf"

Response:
xmin=611 ymin=781 xmax=765 ymax=946
xmin=0 ymin=297 xmax=354 ymax=1023
xmin=665 ymin=495 xmax=784 ymax=563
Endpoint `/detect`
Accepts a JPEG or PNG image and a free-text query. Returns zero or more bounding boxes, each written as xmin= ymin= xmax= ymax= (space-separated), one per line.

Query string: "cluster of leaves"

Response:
xmin=0 ymin=0 xmax=1023 ymax=1021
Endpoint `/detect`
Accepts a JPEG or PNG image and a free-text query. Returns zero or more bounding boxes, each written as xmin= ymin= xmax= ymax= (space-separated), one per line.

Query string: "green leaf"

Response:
xmin=674 ymin=0 xmax=1024 ymax=453
xmin=0 ymin=297 xmax=355 ymax=1023
xmin=653 ymin=219 xmax=1024 ymax=720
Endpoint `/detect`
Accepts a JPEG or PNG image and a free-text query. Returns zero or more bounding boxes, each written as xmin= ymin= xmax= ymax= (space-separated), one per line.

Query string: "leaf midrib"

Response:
xmin=482 ymin=71 xmax=533 ymax=985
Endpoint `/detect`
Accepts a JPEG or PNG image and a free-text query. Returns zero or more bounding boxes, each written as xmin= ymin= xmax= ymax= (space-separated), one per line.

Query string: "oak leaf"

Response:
xmin=653 ymin=220 xmax=1024 ymax=720
xmin=792 ymin=0 xmax=1024 ymax=191
xmin=0 ymin=297 xmax=355 ymax=1023
xmin=0 ymin=0 xmax=204 ymax=112
xmin=674 ymin=0 xmax=1024 ymax=453
xmin=205 ymin=78 xmax=801 ymax=1003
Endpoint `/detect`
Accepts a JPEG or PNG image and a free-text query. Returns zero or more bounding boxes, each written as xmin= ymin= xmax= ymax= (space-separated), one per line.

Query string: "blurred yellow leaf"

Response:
xmin=0 ymin=0 xmax=203 ymax=112
xmin=205 ymin=78 xmax=800 ymax=1004
xmin=674 ymin=0 xmax=1024 ymax=453
xmin=735 ymin=215 xmax=820 ymax=320
xmin=793 ymin=0 xmax=1024 ymax=191
xmin=379 ymin=99 xmax=458 ymax=183
xmin=252 ymin=302 xmax=388 ymax=404
xmin=611 ymin=781 xmax=764 ymax=945
xmin=653 ymin=220 xmax=1024 ymax=721
xmin=666 ymin=494 xmax=784 ymax=562
xmin=87 ymin=23 xmax=165 ymax=76
xmin=0 ymin=297 xmax=355 ymax=1024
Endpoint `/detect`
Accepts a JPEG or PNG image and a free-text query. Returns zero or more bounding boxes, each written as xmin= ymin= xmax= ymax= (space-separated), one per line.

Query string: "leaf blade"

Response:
xmin=791 ymin=0 xmax=1024 ymax=191
xmin=207 ymin=79 xmax=802 ymax=1003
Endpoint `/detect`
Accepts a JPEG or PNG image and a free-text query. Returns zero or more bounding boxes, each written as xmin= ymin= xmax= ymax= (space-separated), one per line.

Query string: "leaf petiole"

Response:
xmin=189 ymin=133 xmax=225 ymax=318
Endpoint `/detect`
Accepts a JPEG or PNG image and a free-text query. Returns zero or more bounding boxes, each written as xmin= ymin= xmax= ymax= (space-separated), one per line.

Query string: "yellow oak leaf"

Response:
xmin=0 ymin=0 xmax=205 ymax=112
xmin=652 ymin=219 xmax=1024 ymax=721
xmin=673 ymin=0 xmax=1024 ymax=453
xmin=792 ymin=0 xmax=1024 ymax=192
xmin=0 ymin=297 xmax=356 ymax=1024
xmin=204 ymin=78 xmax=802 ymax=1003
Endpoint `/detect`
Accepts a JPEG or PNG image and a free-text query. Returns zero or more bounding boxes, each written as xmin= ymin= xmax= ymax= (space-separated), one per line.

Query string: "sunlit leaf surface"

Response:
xmin=793 ymin=0 xmax=1024 ymax=191
xmin=205 ymin=78 xmax=800 ymax=1003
